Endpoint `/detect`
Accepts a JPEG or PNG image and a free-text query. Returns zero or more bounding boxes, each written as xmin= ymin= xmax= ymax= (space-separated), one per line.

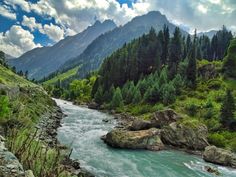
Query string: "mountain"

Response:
xmin=7 ymin=20 xmax=116 ymax=80
xmin=58 ymin=11 xmax=188 ymax=78
xmin=198 ymin=30 xmax=217 ymax=38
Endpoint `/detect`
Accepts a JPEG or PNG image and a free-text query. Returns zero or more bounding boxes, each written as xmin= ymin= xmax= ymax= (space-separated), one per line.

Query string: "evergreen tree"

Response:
xmin=220 ymin=89 xmax=235 ymax=128
xmin=186 ymin=30 xmax=197 ymax=88
xmin=132 ymin=88 xmax=142 ymax=104
xmin=223 ymin=38 xmax=236 ymax=78
xmin=161 ymin=82 xmax=176 ymax=105
xmin=94 ymin=86 xmax=104 ymax=104
xmin=159 ymin=67 xmax=168 ymax=86
xmin=162 ymin=25 xmax=170 ymax=64
xmin=111 ymin=87 xmax=124 ymax=108
xmin=172 ymin=74 xmax=184 ymax=94
xmin=168 ymin=27 xmax=183 ymax=78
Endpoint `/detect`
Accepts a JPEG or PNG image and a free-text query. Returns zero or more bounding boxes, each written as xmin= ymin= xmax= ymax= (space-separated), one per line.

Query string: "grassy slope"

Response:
xmin=0 ymin=65 xmax=35 ymax=87
xmin=43 ymin=66 xmax=79 ymax=85
xmin=0 ymin=63 xmax=72 ymax=176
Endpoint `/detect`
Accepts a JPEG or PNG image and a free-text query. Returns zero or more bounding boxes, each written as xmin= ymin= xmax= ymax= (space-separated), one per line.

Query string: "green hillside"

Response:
xmin=43 ymin=66 xmax=79 ymax=85
xmin=0 ymin=54 xmax=72 ymax=176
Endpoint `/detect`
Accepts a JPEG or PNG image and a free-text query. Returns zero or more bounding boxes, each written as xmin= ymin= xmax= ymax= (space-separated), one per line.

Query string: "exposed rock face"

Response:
xmin=129 ymin=119 xmax=152 ymax=131
xmin=88 ymin=102 xmax=99 ymax=109
xmin=103 ymin=128 xmax=164 ymax=150
xmin=203 ymin=146 xmax=236 ymax=168
xmin=198 ymin=64 xmax=219 ymax=80
xmin=161 ymin=122 xmax=209 ymax=150
xmin=129 ymin=109 xmax=181 ymax=131
xmin=0 ymin=136 xmax=26 ymax=177
xmin=151 ymin=109 xmax=182 ymax=128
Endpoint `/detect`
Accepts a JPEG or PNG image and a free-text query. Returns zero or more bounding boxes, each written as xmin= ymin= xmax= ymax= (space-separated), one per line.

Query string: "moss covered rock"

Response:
xmin=103 ymin=128 xmax=164 ymax=150
xmin=161 ymin=122 xmax=209 ymax=150
xmin=203 ymin=146 xmax=236 ymax=168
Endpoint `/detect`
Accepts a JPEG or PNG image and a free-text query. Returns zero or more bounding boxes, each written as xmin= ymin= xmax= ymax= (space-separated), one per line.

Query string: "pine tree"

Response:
xmin=94 ymin=86 xmax=104 ymax=104
xmin=168 ymin=27 xmax=183 ymax=78
xmin=220 ymin=89 xmax=235 ymax=128
xmin=161 ymin=82 xmax=176 ymax=105
xmin=132 ymin=88 xmax=142 ymax=104
xmin=111 ymin=87 xmax=124 ymax=108
xmin=223 ymin=38 xmax=236 ymax=79
xmin=162 ymin=25 xmax=170 ymax=64
xmin=186 ymin=29 xmax=197 ymax=88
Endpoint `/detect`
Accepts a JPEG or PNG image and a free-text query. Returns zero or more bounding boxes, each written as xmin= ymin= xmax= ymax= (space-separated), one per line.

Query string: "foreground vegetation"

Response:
xmin=0 ymin=53 xmax=73 ymax=177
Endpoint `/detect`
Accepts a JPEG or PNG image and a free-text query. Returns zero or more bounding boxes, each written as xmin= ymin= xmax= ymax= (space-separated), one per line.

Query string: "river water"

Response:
xmin=55 ymin=99 xmax=236 ymax=177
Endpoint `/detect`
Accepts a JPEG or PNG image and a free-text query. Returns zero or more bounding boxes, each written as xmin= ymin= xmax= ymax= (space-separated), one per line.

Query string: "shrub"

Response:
xmin=185 ymin=103 xmax=199 ymax=116
xmin=208 ymin=133 xmax=226 ymax=148
xmin=207 ymin=79 xmax=223 ymax=90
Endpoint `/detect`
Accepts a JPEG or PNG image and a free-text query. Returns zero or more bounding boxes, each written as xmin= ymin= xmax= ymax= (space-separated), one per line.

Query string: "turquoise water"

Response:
xmin=56 ymin=99 xmax=236 ymax=177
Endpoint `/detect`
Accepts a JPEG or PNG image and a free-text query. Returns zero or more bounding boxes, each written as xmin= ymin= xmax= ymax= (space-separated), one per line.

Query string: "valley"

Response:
xmin=0 ymin=2 xmax=236 ymax=177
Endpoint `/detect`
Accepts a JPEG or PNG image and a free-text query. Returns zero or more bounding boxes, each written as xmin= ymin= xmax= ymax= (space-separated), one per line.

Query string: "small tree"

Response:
xmin=94 ymin=86 xmax=104 ymax=104
xmin=132 ymin=88 xmax=142 ymax=104
xmin=223 ymin=38 xmax=236 ymax=79
xmin=186 ymin=30 xmax=197 ymax=88
xmin=161 ymin=83 xmax=176 ymax=105
xmin=220 ymin=89 xmax=235 ymax=128
xmin=111 ymin=87 xmax=124 ymax=108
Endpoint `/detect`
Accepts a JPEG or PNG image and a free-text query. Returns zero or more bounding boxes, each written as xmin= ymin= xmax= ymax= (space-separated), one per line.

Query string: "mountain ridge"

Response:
xmin=7 ymin=20 xmax=117 ymax=80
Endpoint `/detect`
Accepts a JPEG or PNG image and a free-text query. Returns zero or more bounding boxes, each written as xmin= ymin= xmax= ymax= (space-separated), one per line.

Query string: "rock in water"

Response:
xmin=203 ymin=146 xmax=236 ymax=168
xmin=161 ymin=122 xmax=209 ymax=150
xmin=103 ymin=128 xmax=164 ymax=150
xmin=204 ymin=166 xmax=220 ymax=176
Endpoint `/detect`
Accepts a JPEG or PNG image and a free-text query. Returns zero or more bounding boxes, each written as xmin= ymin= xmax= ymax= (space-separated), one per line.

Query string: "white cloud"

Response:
xmin=197 ymin=4 xmax=208 ymax=14
xmin=39 ymin=23 xmax=64 ymax=42
xmin=0 ymin=25 xmax=42 ymax=57
xmin=22 ymin=15 xmax=42 ymax=31
xmin=0 ymin=5 xmax=16 ymax=20
xmin=4 ymin=0 xmax=31 ymax=12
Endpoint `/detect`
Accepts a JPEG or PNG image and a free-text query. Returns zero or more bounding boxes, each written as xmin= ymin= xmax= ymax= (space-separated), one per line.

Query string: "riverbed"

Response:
xmin=56 ymin=99 xmax=236 ymax=177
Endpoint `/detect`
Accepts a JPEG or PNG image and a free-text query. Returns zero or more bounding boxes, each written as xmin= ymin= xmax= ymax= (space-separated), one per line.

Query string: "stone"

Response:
xmin=129 ymin=119 xmax=152 ymax=131
xmin=103 ymin=128 xmax=164 ymax=151
xmin=204 ymin=166 xmax=220 ymax=176
xmin=88 ymin=102 xmax=99 ymax=109
xmin=25 ymin=170 xmax=35 ymax=177
xmin=203 ymin=146 xmax=236 ymax=168
xmin=161 ymin=122 xmax=209 ymax=150
xmin=151 ymin=109 xmax=182 ymax=128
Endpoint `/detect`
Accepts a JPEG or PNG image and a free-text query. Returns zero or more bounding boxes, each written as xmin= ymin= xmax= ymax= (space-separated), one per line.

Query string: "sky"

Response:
xmin=0 ymin=0 xmax=235 ymax=57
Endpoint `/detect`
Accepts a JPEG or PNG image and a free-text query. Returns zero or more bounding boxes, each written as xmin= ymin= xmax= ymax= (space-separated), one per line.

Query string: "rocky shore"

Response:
xmin=38 ymin=99 xmax=94 ymax=177
xmin=101 ymin=108 xmax=236 ymax=170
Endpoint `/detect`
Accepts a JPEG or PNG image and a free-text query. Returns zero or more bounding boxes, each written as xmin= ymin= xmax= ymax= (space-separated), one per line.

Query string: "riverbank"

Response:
xmin=55 ymin=99 xmax=236 ymax=177
xmin=39 ymin=99 xmax=94 ymax=177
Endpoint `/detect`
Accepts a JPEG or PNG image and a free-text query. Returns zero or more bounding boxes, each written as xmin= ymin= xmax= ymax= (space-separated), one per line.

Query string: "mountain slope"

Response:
xmin=59 ymin=11 xmax=188 ymax=78
xmin=7 ymin=20 xmax=116 ymax=80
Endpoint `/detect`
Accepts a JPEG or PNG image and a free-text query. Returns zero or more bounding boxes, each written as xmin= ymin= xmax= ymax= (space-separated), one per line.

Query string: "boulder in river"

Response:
xmin=203 ymin=146 xmax=236 ymax=168
xmin=103 ymin=128 xmax=164 ymax=151
xmin=204 ymin=166 xmax=220 ymax=176
xmin=161 ymin=122 xmax=209 ymax=150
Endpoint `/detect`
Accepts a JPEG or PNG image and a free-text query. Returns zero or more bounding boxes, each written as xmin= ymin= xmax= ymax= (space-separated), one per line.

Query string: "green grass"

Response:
xmin=0 ymin=65 xmax=36 ymax=87
xmin=43 ymin=66 xmax=79 ymax=85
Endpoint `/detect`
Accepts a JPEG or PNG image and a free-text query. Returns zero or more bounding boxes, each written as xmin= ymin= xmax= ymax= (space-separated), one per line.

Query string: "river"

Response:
xmin=55 ymin=99 xmax=236 ymax=177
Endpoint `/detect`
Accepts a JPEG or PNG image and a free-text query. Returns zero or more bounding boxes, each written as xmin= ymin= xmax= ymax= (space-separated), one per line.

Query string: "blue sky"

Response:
xmin=0 ymin=0 xmax=235 ymax=57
